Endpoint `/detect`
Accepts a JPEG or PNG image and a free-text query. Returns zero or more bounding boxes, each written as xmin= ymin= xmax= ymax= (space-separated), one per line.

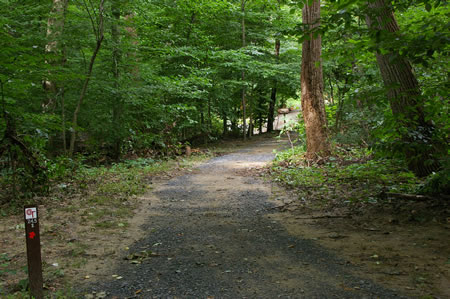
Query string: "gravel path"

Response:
xmin=84 ymin=136 xmax=406 ymax=298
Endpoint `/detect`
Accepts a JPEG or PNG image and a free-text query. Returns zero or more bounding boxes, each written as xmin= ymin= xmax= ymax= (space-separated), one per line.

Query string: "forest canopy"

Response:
xmin=0 ymin=0 xmax=448 ymax=202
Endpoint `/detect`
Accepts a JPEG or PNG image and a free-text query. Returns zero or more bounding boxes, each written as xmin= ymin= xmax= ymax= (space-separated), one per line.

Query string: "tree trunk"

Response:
xmin=69 ymin=0 xmax=105 ymax=156
xmin=111 ymin=0 xmax=123 ymax=160
xmin=61 ymin=86 xmax=66 ymax=153
xmin=365 ymin=0 xmax=440 ymax=177
xmin=267 ymin=87 xmax=276 ymax=132
xmin=301 ymin=0 xmax=330 ymax=160
xmin=268 ymin=39 xmax=280 ymax=132
xmin=201 ymin=110 xmax=207 ymax=145
xmin=241 ymin=0 xmax=247 ymax=141
xmin=231 ymin=118 xmax=237 ymax=134
xmin=124 ymin=13 xmax=139 ymax=78
xmin=248 ymin=90 xmax=253 ymax=138
xmin=208 ymin=98 xmax=212 ymax=133
xmin=334 ymin=77 xmax=348 ymax=132
xmin=223 ymin=112 xmax=227 ymax=136
xmin=328 ymin=73 xmax=334 ymax=105
xmin=259 ymin=112 xmax=263 ymax=134
xmin=43 ymin=0 xmax=68 ymax=111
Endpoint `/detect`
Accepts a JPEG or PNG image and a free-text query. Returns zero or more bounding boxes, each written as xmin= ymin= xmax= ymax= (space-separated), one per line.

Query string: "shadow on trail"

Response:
xmin=83 ymin=138 xmax=406 ymax=298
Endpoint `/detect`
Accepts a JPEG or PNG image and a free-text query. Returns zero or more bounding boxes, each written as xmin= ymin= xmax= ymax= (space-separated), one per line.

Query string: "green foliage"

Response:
xmin=272 ymin=145 xmax=423 ymax=205
xmin=0 ymin=0 xmax=448 ymax=202
xmin=419 ymin=160 xmax=450 ymax=195
xmin=318 ymin=0 xmax=449 ymax=175
xmin=0 ymin=253 xmax=15 ymax=276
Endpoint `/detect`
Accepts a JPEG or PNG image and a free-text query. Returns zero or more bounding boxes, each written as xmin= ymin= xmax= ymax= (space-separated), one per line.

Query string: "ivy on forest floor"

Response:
xmin=270 ymin=145 xmax=424 ymax=208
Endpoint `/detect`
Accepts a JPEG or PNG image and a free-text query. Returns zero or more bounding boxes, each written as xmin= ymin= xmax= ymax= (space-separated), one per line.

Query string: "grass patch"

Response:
xmin=271 ymin=145 xmax=423 ymax=207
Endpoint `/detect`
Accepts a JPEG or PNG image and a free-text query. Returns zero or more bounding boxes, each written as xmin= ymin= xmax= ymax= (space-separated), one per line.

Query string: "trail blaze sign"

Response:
xmin=25 ymin=207 xmax=37 ymax=219
xmin=24 ymin=205 xmax=43 ymax=299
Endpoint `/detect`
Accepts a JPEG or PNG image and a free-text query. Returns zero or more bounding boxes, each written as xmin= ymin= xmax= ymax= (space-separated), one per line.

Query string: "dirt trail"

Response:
xmin=83 ymin=134 xmax=406 ymax=298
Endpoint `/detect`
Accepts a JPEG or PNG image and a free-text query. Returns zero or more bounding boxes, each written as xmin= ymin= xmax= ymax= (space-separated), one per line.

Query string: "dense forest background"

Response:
xmin=0 ymin=0 xmax=448 ymax=204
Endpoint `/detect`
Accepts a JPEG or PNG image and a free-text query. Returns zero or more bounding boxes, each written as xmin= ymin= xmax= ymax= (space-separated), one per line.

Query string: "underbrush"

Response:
xmin=1 ymin=152 xmax=212 ymax=217
xmin=271 ymin=145 xmax=425 ymax=208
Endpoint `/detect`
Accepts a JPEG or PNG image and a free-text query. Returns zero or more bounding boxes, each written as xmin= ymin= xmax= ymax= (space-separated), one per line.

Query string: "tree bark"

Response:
xmin=365 ymin=0 xmax=440 ymax=177
xmin=301 ymin=0 xmax=330 ymax=160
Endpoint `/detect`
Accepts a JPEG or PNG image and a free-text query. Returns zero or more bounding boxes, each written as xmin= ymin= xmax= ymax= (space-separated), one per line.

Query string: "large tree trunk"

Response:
xmin=241 ymin=0 xmax=247 ymax=141
xmin=301 ymin=0 xmax=330 ymax=160
xmin=366 ymin=0 xmax=440 ymax=177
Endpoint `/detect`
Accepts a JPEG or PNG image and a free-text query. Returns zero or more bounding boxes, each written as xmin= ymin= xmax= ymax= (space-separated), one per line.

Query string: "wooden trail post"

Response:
xmin=24 ymin=205 xmax=44 ymax=299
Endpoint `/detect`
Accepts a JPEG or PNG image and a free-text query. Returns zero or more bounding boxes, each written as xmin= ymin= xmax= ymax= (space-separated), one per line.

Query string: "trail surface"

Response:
xmin=85 ymin=135 xmax=405 ymax=298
